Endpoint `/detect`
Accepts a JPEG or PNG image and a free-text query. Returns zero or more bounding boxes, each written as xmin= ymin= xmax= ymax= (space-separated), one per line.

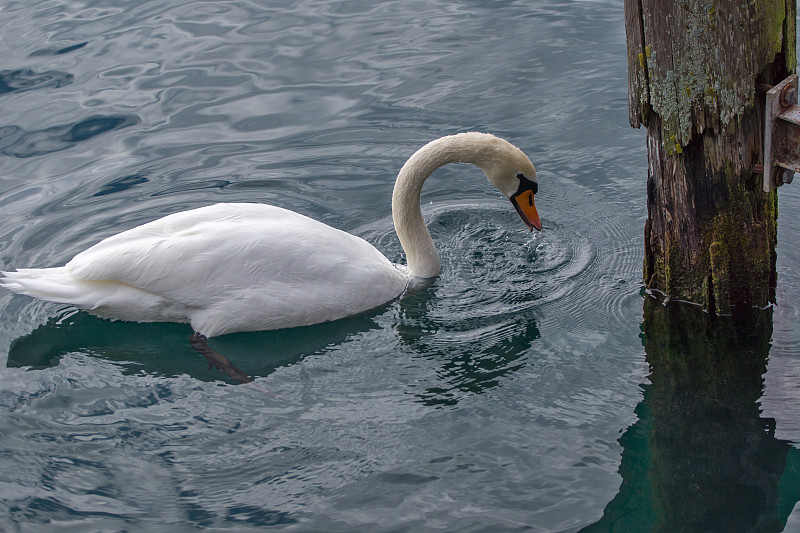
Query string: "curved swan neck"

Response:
xmin=391 ymin=133 xmax=509 ymax=278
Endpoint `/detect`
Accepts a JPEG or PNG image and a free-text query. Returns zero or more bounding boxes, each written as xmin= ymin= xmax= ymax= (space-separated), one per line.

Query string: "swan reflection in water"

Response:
xmin=394 ymin=276 xmax=540 ymax=407
xmin=5 ymin=309 xmax=381 ymax=382
xmin=7 ymin=275 xmax=539 ymax=408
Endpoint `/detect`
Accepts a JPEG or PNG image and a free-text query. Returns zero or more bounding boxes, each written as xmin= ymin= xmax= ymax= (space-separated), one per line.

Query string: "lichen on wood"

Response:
xmin=629 ymin=0 xmax=793 ymax=149
xmin=627 ymin=0 xmax=794 ymax=313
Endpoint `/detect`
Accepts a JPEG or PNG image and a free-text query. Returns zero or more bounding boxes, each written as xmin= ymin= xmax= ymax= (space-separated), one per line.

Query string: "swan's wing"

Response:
xmin=67 ymin=203 xmax=403 ymax=311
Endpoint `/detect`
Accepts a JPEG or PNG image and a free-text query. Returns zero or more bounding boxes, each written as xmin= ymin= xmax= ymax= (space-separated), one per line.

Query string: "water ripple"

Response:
xmin=0 ymin=69 xmax=73 ymax=94
xmin=29 ymin=41 xmax=88 ymax=57
xmin=356 ymin=202 xmax=603 ymax=406
xmin=0 ymin=115 xmax=139 ymax=159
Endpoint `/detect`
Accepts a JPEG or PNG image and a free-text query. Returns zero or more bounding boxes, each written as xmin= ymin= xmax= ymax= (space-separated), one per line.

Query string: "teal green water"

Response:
xmin=1 ymin=1 xmax=799 ymax=531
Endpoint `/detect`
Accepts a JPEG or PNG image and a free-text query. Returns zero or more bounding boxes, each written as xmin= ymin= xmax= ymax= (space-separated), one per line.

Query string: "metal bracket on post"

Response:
xmin=763 ymin=74 xmax=799 ymax=192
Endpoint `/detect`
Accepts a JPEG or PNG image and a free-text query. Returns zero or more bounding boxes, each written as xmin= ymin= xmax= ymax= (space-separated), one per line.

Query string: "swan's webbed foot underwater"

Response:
xmin=190 ymin=332 xmax=253 ymax=384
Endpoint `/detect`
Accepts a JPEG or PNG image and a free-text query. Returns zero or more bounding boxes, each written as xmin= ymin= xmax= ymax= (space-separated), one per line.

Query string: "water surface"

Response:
xmin=1 ymin=1 xmax=799 ymax=531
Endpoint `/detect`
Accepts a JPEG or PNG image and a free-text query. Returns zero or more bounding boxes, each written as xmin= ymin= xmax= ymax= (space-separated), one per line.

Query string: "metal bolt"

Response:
xmin=780 ymin=85 xmax=797 ymax=107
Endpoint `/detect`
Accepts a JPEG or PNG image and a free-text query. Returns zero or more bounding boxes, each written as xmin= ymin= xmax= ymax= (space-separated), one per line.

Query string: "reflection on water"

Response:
xmin=397 ymin=279 xmax=539 ymax=406
xmin=0 ymin=69 xmax=73 ymax=94
xmin=0 ymin=114 xmax=140 ymax=158
xmin=92 ymin=174 xmax=149 ymax=197
xmin=583 ymin=298 xmax=800 ymax=533
xmin=29 ymin=42 xmax=88 ymax=57
xmin=7 ymin=309 xmax=381 ymax=383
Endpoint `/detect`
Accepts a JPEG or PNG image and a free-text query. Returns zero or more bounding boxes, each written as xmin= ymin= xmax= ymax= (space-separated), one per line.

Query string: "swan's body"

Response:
xmin=2 ymin=132 xmax=540 ymax=340
xmin=3 ymin=203 xmax=408 ymax=337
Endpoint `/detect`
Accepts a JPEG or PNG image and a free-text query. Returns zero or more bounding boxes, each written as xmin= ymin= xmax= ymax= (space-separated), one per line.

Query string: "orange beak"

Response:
xmin=511 ymin=188 xmax=542 ymax=231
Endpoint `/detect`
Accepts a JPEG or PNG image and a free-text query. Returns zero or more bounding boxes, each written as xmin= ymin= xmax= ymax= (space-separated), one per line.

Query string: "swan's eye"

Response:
xmin=516 ymin=173 xmax=538 ymax=194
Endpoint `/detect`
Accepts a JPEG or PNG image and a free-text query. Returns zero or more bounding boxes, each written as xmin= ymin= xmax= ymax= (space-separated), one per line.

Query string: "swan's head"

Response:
xmin=476 ymin=135 xmax=542 ymax=232
xmin=394 ymin=132 xmax=542 ymax=238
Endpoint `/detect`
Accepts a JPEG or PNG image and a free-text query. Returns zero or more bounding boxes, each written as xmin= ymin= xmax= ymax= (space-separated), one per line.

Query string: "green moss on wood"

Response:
xmin=647 ymin=234 xmax=706 ymax=306
xmin=703 ymin=168 xmax=777 ymax=313
xmin=645 ymin=156 xmax=778 ymax=313
xmin=638 ymin=44 xmax=652 ymax=71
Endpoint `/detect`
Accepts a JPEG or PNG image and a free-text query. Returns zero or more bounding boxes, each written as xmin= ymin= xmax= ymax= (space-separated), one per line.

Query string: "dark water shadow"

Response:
xmin=29 ymin=42 xmax=89 ymax=57
xmin=0 ymin=114 xmax=139 ymax=158
xmin=6 ymin=309 xmax=381 ymax=383
xmin=0 ymin=69 xmax=73 ymax=95
xmin=395 ymin=279 xmax=539 ymax=407
xmin=581 ymin=297 xmax=800 ymax=533
xmin=92 ymin=174 xmax=150 ymax=197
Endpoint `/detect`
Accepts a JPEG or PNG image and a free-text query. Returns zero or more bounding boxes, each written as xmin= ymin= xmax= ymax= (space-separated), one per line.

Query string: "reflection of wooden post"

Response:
xmin=625 ymin=1 xmax=795 ymax=314
xmin=580 ymin=300 xmax=800 ymax=533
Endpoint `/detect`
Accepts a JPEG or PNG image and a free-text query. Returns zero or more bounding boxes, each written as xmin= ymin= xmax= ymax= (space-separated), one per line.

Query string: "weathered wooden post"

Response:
xmin=625 ymin=1 xmax=796 ymax=314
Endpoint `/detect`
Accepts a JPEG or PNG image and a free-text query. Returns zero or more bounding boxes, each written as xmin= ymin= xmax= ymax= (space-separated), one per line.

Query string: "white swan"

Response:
xmin=2 ymin=132 xmax=540 ymax=380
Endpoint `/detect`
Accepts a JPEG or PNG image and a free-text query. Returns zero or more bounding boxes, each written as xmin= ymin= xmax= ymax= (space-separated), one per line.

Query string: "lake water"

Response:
xmin=1 ymin=1 xmax=799 ymax=531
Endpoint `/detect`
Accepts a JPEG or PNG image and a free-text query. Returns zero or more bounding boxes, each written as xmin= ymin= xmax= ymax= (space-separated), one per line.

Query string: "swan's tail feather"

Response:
xmin=1 ymin=267 xmax=87 ymax=304
xmin=2 ymin=267 xmax=190 ymax=325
